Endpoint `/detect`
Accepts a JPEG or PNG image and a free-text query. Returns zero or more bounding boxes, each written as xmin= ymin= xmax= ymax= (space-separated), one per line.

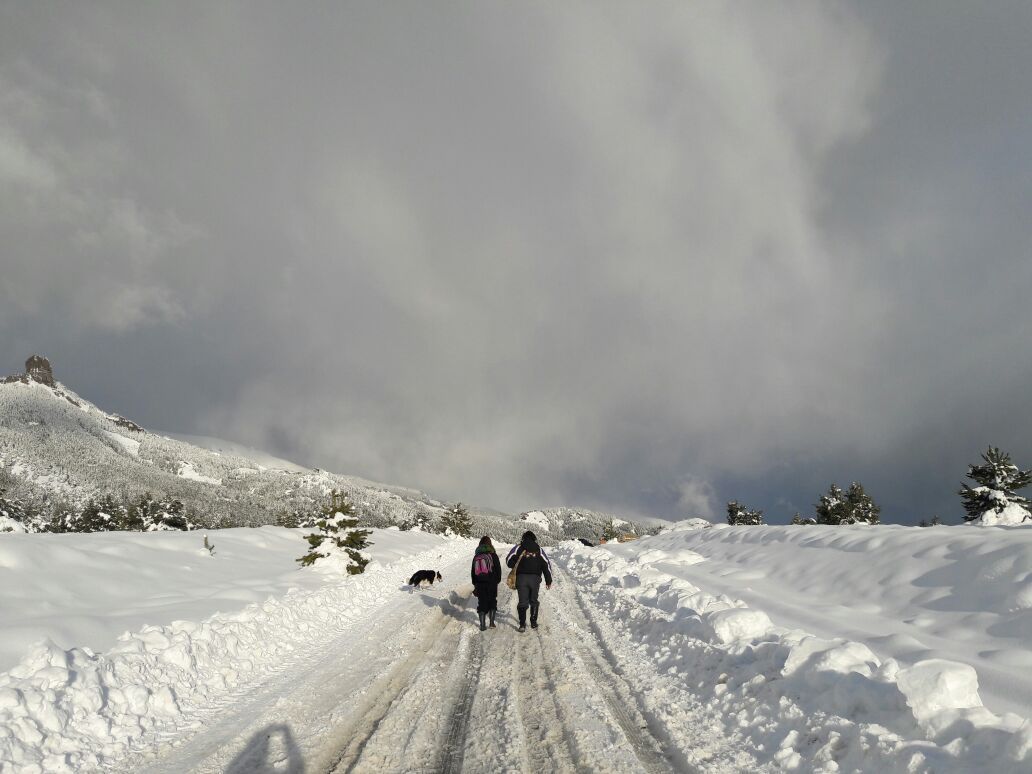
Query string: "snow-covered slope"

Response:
xmin=517 ymin=507 xmax=663 ymax=542
xmin=559 ymin=523 xmax=1032 ymax=771
xmin=0 ymin=376 xmax=455 ymax=529
xmin=0 ymin=372 xmax=654 ymax=542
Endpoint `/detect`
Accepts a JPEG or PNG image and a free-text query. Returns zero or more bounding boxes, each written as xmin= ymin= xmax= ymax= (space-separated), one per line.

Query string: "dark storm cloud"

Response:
xmin=1 ymin=2 xmax=1029 ymax=522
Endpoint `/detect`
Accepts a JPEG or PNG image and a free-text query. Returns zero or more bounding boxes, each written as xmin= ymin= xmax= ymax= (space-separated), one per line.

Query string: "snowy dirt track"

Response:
xmin=127 ymin=555 xmax=733 ymax=774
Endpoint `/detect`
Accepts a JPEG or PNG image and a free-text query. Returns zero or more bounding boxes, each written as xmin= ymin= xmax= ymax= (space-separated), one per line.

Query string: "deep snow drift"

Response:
xmin=558 ymin=521 xmax=1032 ymax=772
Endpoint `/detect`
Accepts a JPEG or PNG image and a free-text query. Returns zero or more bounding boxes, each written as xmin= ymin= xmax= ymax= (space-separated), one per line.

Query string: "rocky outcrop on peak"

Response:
xmin=3 ymin=354 xmax=81 ymax=408
xmin=25 ymin=355 xmax=55 ymax=386
xmin=3 ymin=355 xmax=56 ymax=387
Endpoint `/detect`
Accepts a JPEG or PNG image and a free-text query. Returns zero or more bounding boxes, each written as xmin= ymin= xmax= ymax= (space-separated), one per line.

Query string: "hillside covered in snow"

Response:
xmin=0 ymin=356 xmax=652 ymax=543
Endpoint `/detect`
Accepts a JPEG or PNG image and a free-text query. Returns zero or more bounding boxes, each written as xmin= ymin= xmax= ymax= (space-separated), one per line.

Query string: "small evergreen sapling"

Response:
xmin=297 ymin=490 xmax=373 ymax=574
xmin=442 ymin=502 xmax=473 ymax=538
xmin=726 ymin=500 xmax=764 ymax=526
xmin=958 ymin=447 xmax=1032 ymax=526
xmin=601 ymin=518 xmax=620 ymax=542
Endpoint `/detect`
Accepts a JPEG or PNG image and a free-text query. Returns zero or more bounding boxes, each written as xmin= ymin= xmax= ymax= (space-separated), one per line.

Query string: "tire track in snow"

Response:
xmin=557 ymin=552 xmax=762 ymax=773
xmin=128 ymin=548 xmax=477 ymax=774
xmin=550 ymin=565 xmax=680 ymax=774
xmin=438 ymin=624 xmax=484 ymax=774
xmin=325 ymin=587 xmax=481 ymax=773
xmin=459 ymin=584 xmax=531 ymax=774
xmin=513 ymin=604 xmax=584 ymax=773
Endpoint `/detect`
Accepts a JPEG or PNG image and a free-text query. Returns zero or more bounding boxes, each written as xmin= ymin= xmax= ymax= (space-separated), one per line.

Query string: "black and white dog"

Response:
xmin=407 ymin=570 xmax=443 ymax=588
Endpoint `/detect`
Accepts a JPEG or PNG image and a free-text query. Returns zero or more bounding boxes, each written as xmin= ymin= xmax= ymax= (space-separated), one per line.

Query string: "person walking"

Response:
xmin=471 ymin=535 xmax=502 ymax=631
xmin=505 ymin=530 xmax=552 ymax=632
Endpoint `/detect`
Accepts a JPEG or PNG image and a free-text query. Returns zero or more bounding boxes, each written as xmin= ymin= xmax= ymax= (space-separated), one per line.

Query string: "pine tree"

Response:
xmin=70 ymin=497 xmax=115 ymax=532
xmin=601 ymin=518 xmax=619 ymax=542
xmin=442 ymin=502 xmax=473 ymax=538
xmin=411 ymin=507 xmax=434 ymax=532
xmin=0 ymin=489 xmax=27 ymax=531
xmin=959 ymin=447 xmax=1032 ymax=525
xmin=276 ymin=510 xmax=300 ymax=529
xmin=815 ymin=484 xmax=847 ymax=525
xmin=119 ymin=494 xmax=150 ymax=531
xmin=843 ymin=482 xmax=880 ymax=525
xmin=816 ymin=482 xmax=880 ymax=525
xmin=154 ymin=499 xmax=193 ymax=531
xmin=297 ymin=490 xmax=373 ymax=573
xmin=726 ymin=500 xmax=764 ymax=526
xmin=790 ymin=513 xmax=815 ymax=526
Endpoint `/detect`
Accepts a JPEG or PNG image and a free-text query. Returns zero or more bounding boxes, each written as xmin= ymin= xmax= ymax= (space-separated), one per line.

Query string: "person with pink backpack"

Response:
xmin=471 ymin=535 xmax=502 ymax=630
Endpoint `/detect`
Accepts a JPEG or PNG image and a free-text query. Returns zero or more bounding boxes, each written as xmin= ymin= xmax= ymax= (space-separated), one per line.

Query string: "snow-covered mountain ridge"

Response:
xmin=0 ymin=357 xmax=650 ymax=541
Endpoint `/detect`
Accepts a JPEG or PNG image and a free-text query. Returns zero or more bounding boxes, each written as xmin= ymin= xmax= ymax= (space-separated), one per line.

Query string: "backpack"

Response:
xmin=473 ymin=554 xmax=493 ymax=577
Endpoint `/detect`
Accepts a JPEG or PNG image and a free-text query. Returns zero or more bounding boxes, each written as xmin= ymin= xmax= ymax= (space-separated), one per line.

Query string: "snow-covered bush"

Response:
xmin=726 ymin=500 xmax=764 ymax=526
xmin=297 ymin=491 xmax=372 ymax=573
xmin=959 ymin=446 xmax=1032 ymax=526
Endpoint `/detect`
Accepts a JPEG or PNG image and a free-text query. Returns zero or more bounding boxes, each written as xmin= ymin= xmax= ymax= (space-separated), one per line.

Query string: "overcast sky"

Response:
xmin=2 ymin=2 xmax=1031 ymax=524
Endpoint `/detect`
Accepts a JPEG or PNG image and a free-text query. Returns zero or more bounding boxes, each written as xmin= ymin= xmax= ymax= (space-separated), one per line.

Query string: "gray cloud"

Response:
xmin=1 ymin=2 xmax=1030 ymax=523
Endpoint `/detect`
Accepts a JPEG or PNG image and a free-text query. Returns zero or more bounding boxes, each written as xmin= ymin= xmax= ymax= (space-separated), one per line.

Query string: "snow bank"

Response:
xmin=619 ymin=523 xmax=1032 ymax=718
xmin=0 ymin=528 xmax=467 ymax=772
xmin=967 ymin=495 xmax=1032 ymax=526
xmin=0 ymin=527 xmax=449 ymax=672
xmin=558 ymin=534 xmax=1032 ymax=773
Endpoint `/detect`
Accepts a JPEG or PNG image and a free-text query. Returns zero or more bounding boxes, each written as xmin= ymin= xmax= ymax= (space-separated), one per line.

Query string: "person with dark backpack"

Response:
xmin=471 ymin=535 xmax=502 ymax=630
xmin=505 ymin=530 xmax=553 ymax=632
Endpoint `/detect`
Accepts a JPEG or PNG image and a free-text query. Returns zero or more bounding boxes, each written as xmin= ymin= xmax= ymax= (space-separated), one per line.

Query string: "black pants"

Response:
xmin=474 ymin=582 xmax=498 ymax=613
xmin=515 ymin=574 xmax=541 ymax=620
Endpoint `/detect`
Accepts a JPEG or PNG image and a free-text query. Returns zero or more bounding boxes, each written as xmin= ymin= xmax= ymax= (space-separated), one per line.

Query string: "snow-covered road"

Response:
xmin=126 ymin=552 xmax=746 ymax=774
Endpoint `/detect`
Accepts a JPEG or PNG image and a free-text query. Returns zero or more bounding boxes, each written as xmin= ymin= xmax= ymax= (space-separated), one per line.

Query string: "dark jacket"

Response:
xmin=506 ymin=539 xmax=553 ymax=585
xmin=471 ymin=546 xmax=502 ymax=586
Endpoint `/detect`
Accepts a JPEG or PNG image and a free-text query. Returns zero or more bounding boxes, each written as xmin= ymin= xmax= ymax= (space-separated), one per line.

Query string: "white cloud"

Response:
xmin=676 ymin=477 xmax=719 ymax=521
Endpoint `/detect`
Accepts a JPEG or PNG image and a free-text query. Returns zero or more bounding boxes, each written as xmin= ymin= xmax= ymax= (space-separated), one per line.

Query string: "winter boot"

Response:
xmin=530 ymin=603 xmax=539 ymax=629
xmin=517 ymin=606 xmax=527 ymax=632
xmin=489 ymin=609 xmax=496 ymax=628
xmin=478 ymin=612 xmax=487 ymax=631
